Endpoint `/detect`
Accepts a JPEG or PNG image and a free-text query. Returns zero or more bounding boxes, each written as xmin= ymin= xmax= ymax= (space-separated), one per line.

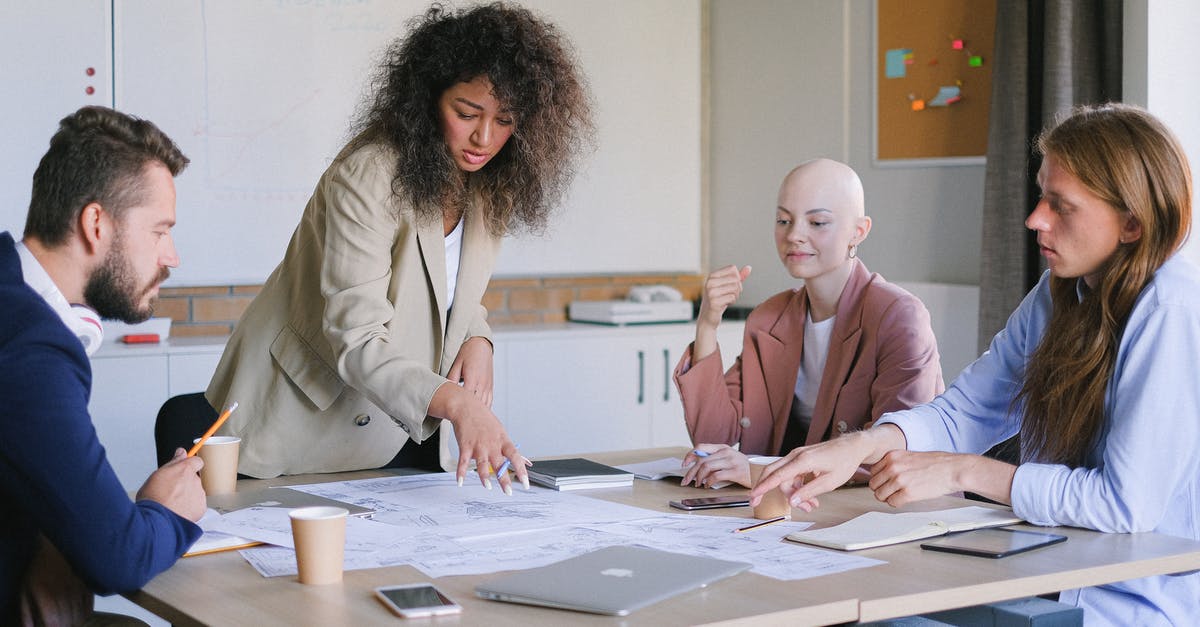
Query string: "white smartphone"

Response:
xmin=374 ymin=583 xmax=462 ymax=618
xmin=668 ymin=495 xmax=751 ymax=510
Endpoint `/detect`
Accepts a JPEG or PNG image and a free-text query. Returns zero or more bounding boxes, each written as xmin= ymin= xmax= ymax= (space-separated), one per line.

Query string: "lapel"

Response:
xmin=416 ymin=214 xmax=448 ymax=343
xmin=759 ymin=290 xmax=807 ymax=454
xmin=806 ymin=259 xmax=870 ymax=444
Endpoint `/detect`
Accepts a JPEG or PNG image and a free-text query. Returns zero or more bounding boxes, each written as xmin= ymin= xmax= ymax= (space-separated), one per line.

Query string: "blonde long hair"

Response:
xmin=1018 ymin=104 xmax=1192 ymax=467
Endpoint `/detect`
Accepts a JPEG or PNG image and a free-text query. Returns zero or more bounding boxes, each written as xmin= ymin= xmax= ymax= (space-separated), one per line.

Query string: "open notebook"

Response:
xmin=784 ymin=506 xmax=1022 ymax=551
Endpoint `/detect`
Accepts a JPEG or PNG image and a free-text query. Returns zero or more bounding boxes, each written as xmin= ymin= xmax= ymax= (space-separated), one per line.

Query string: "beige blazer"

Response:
xmin=675 ymin=259 xmax=944 ymax=456
xmin=207 ymin=142 xmax=500 ymax=478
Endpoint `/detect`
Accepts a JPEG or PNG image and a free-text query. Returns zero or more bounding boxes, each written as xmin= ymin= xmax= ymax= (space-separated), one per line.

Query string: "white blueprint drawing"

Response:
xmin=228 ymin=473 xmax=884 ymax=581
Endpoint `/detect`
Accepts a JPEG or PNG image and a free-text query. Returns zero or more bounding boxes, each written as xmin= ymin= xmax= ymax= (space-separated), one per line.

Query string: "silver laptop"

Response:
xmin=205 ymin=487 xmax=374 ymax=518
xmin=474 ymin=545 xmax=751 ymax=616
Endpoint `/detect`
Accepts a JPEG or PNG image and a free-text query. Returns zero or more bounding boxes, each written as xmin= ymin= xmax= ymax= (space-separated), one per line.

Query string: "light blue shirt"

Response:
xmin=879 ymin=254 xmax=1200 ymax=626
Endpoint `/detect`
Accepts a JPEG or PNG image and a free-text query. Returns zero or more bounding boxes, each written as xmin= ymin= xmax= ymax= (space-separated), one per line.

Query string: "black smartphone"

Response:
xmin=920 ymin=528 xmax=1067 ymax=558
xmin=669 ymin=495 xmax=751 ymax=510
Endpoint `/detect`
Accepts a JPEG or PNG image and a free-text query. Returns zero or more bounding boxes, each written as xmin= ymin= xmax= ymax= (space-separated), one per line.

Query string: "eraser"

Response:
xmin=121 ymin=333 xmax=161 ymax=344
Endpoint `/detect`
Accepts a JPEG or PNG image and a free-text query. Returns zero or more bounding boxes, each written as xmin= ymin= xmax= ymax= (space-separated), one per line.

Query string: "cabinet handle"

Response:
xmin=663 ymin=348 xmax=670 ymax=402
xmin=637 ymin=350 xmax=645 ymax=404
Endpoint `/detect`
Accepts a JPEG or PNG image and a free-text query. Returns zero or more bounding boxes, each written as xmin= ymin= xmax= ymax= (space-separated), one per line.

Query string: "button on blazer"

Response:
xmin=207 ymin=142 xmax=499 ymax=478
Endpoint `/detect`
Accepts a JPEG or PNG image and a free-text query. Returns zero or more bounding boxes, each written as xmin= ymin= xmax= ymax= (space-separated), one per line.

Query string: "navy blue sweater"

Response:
xmin=0 ymin=232 xmax=200 ymax=621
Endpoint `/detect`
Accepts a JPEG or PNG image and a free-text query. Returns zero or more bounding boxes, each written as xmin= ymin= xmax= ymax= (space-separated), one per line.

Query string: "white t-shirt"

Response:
xmin=443 ymin=218 xmax=464 ymax=314
xmin=793 ymin=311 xmax=836 ymax=421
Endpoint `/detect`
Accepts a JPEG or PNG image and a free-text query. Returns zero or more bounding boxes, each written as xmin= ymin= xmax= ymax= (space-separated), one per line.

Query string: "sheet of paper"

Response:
xmin=231 ymin=474 xmax=885 ymax=581
xmin=578 ymin=514 xmax=884 ymax=580
xmin=614 ymin=457 xmax=689 ymax=479
xmin=615 ymin=457 xmax=731 ymax=488
xmin=290 ymin=472 xmax=652 ymax=539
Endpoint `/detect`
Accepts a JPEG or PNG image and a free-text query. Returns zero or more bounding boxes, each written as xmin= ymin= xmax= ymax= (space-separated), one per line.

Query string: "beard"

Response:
xmin=83 ymin=235 xmax=170 ymax=323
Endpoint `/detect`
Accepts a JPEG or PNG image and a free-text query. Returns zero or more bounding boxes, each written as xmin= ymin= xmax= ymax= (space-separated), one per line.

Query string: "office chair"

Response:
xmin=154 ymin=392 xmax=218 ymax=466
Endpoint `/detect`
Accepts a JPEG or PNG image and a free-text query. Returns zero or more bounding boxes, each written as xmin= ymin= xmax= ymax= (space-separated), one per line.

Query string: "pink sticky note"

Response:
xmin=952 ymin=39 xmax=964 ymax=50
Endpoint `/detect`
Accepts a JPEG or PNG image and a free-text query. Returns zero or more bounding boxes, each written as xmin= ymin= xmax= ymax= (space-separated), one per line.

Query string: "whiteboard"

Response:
xmin=0 ymin=0 xmax=112 ymax=239
xmin=113 ymin=0 xmax=701 ymax=286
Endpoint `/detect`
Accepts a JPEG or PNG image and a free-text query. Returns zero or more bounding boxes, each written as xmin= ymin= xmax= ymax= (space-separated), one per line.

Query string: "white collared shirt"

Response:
xmin=15 ymin=240 xmax=103 ymax=355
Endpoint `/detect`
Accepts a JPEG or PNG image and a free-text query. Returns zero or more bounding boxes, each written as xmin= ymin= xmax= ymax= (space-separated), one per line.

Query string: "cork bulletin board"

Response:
xmin=874 ymin=0 xmax=997 ymax=164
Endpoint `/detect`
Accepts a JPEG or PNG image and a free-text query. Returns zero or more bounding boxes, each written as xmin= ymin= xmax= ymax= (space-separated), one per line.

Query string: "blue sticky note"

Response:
xmin=928 ymin=85 xmax=961 ymax=106
xmin=885 ymin=48 xmax=911 ymax=78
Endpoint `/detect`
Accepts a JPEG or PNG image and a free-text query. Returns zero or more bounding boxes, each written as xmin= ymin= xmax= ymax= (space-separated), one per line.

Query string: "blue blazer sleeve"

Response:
xmin=1 ymin=293 xmax=200 ymax=597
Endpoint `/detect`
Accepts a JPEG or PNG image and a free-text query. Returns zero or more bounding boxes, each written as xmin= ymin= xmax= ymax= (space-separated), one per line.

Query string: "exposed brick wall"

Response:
xmin=157 ymin=274 xmax=704 ymax=335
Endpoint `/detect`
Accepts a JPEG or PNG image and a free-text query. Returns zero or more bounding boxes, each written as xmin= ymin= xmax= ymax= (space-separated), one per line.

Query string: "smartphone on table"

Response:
xmin=668 ymin=495 xmax=750 ymax=510
xmin=374 ymin=583 xmax=462 ymax=618
xmin=920 ymin=528 xmax=1067 ymax=558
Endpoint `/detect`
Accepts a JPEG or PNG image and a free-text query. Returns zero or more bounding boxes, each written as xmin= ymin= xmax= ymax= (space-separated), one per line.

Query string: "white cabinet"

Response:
xmin=89 ymin=338 xmax=226 ymax=490
xmin=89 ymin=354 xmax=168 ymax=493
xmin=168 ymin=352 xmax=224 ymax=398
xmin=86 ymin=323 xmax=752 ymax=486
xmin=492 ymin=322 xmax=745 ymax=458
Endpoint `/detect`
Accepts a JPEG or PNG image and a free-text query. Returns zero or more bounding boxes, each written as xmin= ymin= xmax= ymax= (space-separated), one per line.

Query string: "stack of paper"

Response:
xmin=784 ymin=506 xmax=1023 ymax=551
xmin=527 ymin=458 xmax=635 ymax=491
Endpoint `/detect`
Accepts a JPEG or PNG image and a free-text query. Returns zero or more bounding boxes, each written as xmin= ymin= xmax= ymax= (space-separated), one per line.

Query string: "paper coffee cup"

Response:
xmin=289 ymin=506 xmax=348 ymax=585
xmin=194 ymin=436 xmax=240 ymax=496
xmin=748 ymin=456 xmax=791 ymax=520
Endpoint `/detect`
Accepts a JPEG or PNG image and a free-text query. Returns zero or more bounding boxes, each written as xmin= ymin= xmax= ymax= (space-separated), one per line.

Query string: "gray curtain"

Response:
xmin=977 ymin=0 xmax=1123 ymax=352
xmin=972 ymin=0 xmax=1121 ymax=470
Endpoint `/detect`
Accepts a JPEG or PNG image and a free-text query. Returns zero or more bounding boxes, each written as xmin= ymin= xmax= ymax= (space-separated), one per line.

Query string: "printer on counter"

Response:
xmin=568 ymin=285 xmax=693 ymax=325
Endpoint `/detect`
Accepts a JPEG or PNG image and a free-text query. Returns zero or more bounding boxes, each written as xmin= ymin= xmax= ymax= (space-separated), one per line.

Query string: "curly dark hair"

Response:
xmin=349 ymin=2 xmax=593 ymax=236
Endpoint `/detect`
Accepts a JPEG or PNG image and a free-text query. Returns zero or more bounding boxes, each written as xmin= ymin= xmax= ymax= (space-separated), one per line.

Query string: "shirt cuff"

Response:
xmin=875 ymin=410 xmax=936 ymax=452
xmin=1010 ymin=462 xmax=1057 ymax=526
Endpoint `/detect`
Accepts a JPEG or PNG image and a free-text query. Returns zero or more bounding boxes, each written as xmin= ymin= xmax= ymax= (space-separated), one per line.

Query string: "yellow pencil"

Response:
xmin=734 ymin=516 xmax=787 ymax=533
xmin=186 ymin=402 xmax=239 ymax=457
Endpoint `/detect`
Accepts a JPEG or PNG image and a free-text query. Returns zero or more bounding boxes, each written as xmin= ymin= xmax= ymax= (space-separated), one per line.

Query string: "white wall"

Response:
xmin=708 ymin=0 xmax=985 ymax=376
xmin=708 ymin=0 xmax=985 ymax=308
xmin=1124 ymin=0 xmax=1200 ymax=266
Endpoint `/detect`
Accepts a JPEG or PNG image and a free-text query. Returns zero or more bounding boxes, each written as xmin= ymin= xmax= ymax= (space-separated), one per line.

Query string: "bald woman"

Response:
xmin=676 ymin=158 xmax=944 ymax=488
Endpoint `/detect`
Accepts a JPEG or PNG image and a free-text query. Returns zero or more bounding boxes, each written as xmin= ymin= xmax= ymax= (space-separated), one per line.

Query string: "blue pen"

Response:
xmin=692 ymin=449 xmax=710 ymax=458
xmin=494 ymin=445 xmax=524 ymax=494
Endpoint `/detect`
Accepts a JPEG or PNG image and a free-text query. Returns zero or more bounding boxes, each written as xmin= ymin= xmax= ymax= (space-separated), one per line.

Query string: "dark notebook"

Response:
xmin=527 ymin=457 xmax=635 ymax=491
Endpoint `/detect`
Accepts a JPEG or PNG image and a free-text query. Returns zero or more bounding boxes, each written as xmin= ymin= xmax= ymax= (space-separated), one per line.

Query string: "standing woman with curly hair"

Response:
xmin=751 ymin=104 xmax=1199 ymax=623
xmin=201 ymin=3 xmax=593 ymax=492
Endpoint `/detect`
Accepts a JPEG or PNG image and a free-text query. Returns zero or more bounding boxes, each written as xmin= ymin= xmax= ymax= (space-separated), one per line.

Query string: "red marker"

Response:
xmin=121 ymin=333 xmax=160 ymax=344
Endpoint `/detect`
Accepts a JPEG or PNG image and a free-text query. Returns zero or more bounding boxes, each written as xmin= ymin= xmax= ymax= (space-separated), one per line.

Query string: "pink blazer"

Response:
xmin=675 ymin=259 xmax=944 ymax=456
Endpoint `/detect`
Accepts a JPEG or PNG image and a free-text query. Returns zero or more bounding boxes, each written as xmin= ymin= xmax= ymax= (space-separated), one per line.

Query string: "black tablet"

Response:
xmin=920 ymin=528 xmax=1067 ymax=558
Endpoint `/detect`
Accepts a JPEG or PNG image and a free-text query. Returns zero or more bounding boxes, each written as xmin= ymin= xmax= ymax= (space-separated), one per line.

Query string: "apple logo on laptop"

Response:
xmin=600 ymin=568 xmax=634 ymax=578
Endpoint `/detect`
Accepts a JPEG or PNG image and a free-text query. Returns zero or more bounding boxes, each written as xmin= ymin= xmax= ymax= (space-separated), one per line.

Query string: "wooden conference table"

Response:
xmin=128 ymin=447 xmax=1200 ymax=626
